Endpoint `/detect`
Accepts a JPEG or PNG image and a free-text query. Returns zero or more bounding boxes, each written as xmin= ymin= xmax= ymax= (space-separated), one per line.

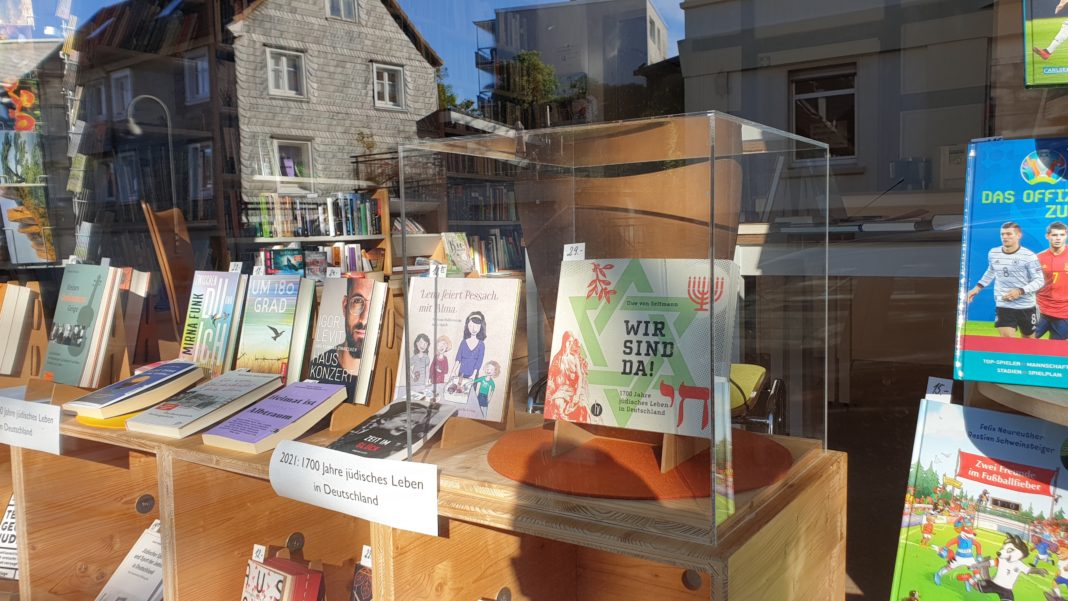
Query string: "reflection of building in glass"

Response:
xmin=474 ymin=0 xmax=668 ymax=127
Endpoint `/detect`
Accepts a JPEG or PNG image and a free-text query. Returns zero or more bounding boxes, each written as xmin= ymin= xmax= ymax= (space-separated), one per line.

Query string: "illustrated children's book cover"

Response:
xmin=392 ymin=277 xmax=521 ymax=422
xmin=955 ymin=137 xmax=1068 ymax=389
xmin=179 ymin=271 xmax=246 ymax=377
xmin=890 ymin=398 xmax=1068 ymax=601
xmin=544 ymin=259 xmax=740 ymax=438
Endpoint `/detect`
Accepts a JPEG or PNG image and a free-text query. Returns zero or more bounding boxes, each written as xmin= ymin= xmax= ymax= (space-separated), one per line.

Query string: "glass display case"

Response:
xmin=396 ymin=112 xmax=833 ymax=554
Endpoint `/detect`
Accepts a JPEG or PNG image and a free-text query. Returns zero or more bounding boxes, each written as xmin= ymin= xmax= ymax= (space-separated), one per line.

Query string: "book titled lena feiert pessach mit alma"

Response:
xmin=955 ymin=137 xmax=1068 ymax=389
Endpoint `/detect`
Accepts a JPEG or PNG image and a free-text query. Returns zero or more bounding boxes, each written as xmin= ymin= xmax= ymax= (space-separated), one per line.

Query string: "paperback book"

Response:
xmin=268 ymin=248 xmax=305 ymax=276
xmin=42 ymin=263 xmax=120 ymax=387
xmin=234 ymin=275 xmax=315 ymax=385
xmin=307 ymin=277 xmax=387 ymax=404
xmin=201 ymin=381 xmax=346 ymax=453
xmin=125 ymin=370 xmax=281 ymax=438
xmin=93 ymin=520 xmax=163 ymax=601
xmin=955 ymin=137 xmax=1068 ymax=388
xmin=545 ymin=259 xmax=740 ymax=437
xmin=179 ymin=270 xmax=247 ymax=377
xmin=328 ymin=400 xmax=456 ymax=461
xmin=61 ymin=361 xmax=203 ymax=419
xmin=0 ymin=283 xmax=35 ymax=375
xmin=392 ymin=277 xmax=521 ymax=422
xmin=0 ymin=496 xmax=15 ymax=580
xmin=890 ymin=399 xmax=1068 ymax=601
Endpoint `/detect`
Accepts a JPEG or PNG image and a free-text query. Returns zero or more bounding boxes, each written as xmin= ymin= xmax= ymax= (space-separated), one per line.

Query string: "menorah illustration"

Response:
xmin=688 ymin=275 xmax=711 ymax=311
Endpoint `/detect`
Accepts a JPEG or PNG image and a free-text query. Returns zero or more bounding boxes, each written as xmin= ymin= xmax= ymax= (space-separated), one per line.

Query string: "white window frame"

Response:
xmin=86 ymin=81 xmax=107 ymax=121
xmin=326 ymin=0 xmax=356 ymax=21
xmin=266 ymin=48 xmax=307 ymax=98
xmin=273 ymin=137 xmax=311 ymax=190
xmin=116 ymin=152 xmax=140 ymax=204
xmin=110 ymin=69 xmax=133 ymax=120
xmin=372 ymin=63 xmax=405 ymax=110
xmin=184 ymin=48 xmax=211 ymax=105
xmin=789 ymin=65 xmax=857 ymax=163
xmin=187 ymin=142 xmax=213 ymax=200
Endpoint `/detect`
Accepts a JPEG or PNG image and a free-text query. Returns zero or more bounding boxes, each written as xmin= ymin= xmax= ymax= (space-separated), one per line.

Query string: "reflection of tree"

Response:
xmin=0 ymin=131 xmax=55 ymax=261
xmin=500 ymin=50 xmax=558 ymax=127
xmin=436 ymin=67 xmax=476 ymax=113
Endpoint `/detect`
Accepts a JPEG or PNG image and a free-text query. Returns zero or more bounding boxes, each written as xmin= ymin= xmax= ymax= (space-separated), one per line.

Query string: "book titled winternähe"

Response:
xmin=179 ymin=271 xmax=247 ymax=377
xmin=890 ymin=399 xmax=1068 ymax=600
xmin=125 ymin=370 xmax=281 ymax=438
xmin=61 ymin=361 xmax=203 ymax=419
xmin=201 ymin=381 xmax=346 ymax=453
xmin=955 ymin=137 xmax=1068 ymax=388
xmin=545 ymin=259 xmax=740 ymax=437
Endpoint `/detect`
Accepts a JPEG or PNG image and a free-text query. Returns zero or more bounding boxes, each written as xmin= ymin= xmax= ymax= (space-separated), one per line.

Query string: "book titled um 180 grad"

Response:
xmin=234 ymin=275 xmax=315 ymax=385
xmin=125 ymin=370 xmax=281 ymax=438
xmin=201 ymin=381 xmax=346 ymax=453
xmin=890 ymin=399 xmax=1068 ymax=601
xmin=179 ymin=270 xmax=247 ymax=377
xmin=955 ymin=137 xmax=1068 ymax=388
xmin=61 ymin=361 xmax=204 ymax=419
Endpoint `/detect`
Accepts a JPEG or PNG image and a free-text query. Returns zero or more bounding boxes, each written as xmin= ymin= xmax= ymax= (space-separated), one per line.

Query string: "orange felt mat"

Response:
xmin=486 ymin=426 xmax=793 ymax=500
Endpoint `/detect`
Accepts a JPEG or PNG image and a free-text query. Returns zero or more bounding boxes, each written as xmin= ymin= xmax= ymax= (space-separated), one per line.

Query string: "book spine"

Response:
xmin=954 ymin=143 xmax=979 ymax=381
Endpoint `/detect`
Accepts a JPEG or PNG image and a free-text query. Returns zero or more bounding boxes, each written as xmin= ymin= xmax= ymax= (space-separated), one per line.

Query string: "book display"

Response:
xmin=1 ymin=114 xmax=837 ymax=601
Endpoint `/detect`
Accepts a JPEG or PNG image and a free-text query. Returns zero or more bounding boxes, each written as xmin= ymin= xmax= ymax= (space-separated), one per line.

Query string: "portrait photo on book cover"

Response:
xmin=309 ymin=277 xmax=374 ymax=398
xmin=957 ymin=138 xmax=1068 ymax=388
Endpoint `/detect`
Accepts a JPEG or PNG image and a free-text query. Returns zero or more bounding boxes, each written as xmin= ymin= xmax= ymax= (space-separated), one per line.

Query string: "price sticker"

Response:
xmin=251 ymin=544 xmax=267 ymax=562
xmin=429 ymin=263 xmax=448 ymax=278
xmin=252 ymin=265 xmax=265 ymax=276
xmin=360 ymin=545 xmax=373 ymax=568
xmin=229 ymin=261 xmax=243 ymax=273
xmin=326 ymin=266 xmax=343 ymax=278
xmin=563 ymin=243 xmax=585 ymax=261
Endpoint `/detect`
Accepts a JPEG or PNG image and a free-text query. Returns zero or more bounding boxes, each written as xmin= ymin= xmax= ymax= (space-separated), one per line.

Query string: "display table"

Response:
xmin=6 ymin=418 xmax=845 ymax=601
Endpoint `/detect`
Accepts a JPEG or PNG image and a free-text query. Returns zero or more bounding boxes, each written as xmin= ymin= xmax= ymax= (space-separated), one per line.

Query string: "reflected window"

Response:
xmin=95 ymin=159 xmax=116 ymax=202
xmin=274 ymin=139 xmax=311 ymax=179
xmin=790 ymin=66 xmax=855 ymax=161
xmin=185 ymin=49 xmax=211 ymax=104
xmin=187 ymin=142 xmax=213 ymax=200
xmin=110 ymin=69 xmax=133 ymax=120
xmin=116 ymin=152 xmax=140 ymax=204
xmin=268 ymin=49 xmax=306 ymax=97
xmin=328 ymin=0 xmax=356 ymax=21
xmin=373 ymin=63 xmax=404 ymax=109
xmin=86 ymin=81 xmax=107 ymax=121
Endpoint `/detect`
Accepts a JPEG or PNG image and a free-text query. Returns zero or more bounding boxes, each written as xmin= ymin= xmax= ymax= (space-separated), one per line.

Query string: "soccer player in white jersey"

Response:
xmin=967 ymin=222 xmax=1045 ymax=338
xmin=1034 ymin=0 xmax=1068 ymax=60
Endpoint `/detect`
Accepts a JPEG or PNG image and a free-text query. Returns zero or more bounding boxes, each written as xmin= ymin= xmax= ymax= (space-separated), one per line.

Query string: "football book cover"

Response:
xmin=544 ymin=259 xmax=739 ymax=438
xmin=955 ymin=137 xmax=1068 ymax=388
xmin=1025 ymin=0 xmax=1068 ymax=87
xmin=890 ymin=398 xmax=1068 ymax=601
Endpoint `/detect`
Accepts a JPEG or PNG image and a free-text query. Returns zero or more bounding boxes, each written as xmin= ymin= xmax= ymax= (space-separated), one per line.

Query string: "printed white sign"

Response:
xmin=563 ymin=243 xmax=585 ymax=261
xmin=0 ymin=396 xmax=61 ymax=455
xmin=926 ymin=377 xmax=953 ymax=403
xmin=269 ymin=440 xmax=440 ymax=536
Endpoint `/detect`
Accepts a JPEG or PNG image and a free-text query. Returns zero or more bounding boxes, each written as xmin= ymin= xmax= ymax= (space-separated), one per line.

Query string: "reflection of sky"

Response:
xmin=918 ymin=400 xmax=1068 ymax=516
xmin=9 ymin=0 xmax=683 ymax=99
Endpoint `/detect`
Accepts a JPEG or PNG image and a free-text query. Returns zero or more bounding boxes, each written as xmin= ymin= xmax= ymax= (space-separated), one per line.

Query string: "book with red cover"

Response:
xmin=263 ymin=557 xmax=322 ymax=601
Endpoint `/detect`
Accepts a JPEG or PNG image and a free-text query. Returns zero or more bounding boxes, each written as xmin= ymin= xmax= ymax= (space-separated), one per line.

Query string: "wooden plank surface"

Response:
xmin=386 ymin=518 xmax=578 ymax=601
xmin=13 ymin=442 xmax=159 ymax=601
xmin=166 ymin=454 xmax=366 ymax=601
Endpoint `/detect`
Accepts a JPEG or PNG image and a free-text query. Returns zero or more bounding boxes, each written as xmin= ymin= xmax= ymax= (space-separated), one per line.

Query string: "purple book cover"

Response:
xmin=202 ymin=381 xmax=344 ymax=443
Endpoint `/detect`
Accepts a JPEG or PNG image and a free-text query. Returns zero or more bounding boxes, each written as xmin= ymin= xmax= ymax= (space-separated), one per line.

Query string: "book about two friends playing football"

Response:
xmin=955 ymin=137 xmax=1068 ymax=389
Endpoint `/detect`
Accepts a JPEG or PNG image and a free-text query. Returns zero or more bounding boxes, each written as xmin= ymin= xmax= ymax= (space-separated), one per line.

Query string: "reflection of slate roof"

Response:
xmin=233 ymin=0 xmax=442 ymax=67
xmin=0 ymin=39 xmax=61 ymax=81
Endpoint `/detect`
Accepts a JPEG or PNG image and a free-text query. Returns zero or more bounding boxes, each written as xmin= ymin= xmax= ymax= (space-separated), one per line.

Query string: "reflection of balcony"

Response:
xmin=475 ymin=47 xmax=496 ymax=69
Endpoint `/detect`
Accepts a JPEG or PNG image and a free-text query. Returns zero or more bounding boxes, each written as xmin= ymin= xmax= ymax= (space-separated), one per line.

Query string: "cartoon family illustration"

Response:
xmin=406 ymin=311 xmax=501 ymax=418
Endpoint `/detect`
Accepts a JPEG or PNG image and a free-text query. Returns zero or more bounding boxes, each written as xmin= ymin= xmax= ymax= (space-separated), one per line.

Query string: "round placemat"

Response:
xmin=486 ymin=426 xmax=793 ymax=500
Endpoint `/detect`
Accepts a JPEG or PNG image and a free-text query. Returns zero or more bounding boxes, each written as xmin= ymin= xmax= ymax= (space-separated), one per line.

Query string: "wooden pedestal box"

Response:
xmin=377 ymin=444 xmax=847 ymax=601
xmin=12 ymin=440 xmax=159 ymax=600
